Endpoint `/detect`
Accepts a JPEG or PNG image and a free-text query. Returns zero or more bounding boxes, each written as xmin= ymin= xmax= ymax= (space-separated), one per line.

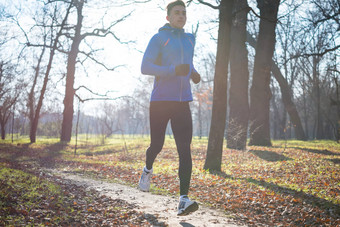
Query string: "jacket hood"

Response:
xmin=159 ymin=23 xmax=184 ymax=33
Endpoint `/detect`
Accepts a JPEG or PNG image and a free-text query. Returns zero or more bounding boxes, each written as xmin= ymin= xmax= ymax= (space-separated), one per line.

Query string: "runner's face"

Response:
xmin=166 ymin=5 xmax=186 ymax=29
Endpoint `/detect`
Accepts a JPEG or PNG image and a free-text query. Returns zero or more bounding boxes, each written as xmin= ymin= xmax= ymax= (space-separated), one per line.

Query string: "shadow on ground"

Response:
xmin=0 ymin=142 xmax=65 ymax=168
xmin=281 ymin=147 xmax=340 ymax=156
xmin=211 ymin=170 xmax=340 ymax=217
xmin=82 ymin=149 xmax=121 ymax=156
xmin=326 ymin=158 xmax=340 ymax=164
xmin=247 ymin=178 xmax=339 ymax=212
xmin=180 ymin=222 xmax=195 ymax=227
xmin=249 ymin=149 xmax=293 ymax=162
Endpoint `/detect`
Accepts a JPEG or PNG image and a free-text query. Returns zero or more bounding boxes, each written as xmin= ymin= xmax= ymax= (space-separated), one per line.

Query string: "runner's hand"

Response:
xmin=175 ymin=64 xmax=190 ymax=76
xmin=191 ymin=71 xmax=201 ymax=84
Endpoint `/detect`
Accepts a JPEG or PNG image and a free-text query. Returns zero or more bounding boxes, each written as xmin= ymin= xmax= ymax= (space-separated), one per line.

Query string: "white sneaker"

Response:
xmin=138 ymin=167 xmax=153 ymax=192
xmin=177 ymin=196 xmax=199 ymax=216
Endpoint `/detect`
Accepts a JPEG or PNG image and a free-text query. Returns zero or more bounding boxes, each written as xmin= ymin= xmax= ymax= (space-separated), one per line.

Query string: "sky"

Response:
xmin=69 ymin=0 xmax=219 ymax=106
xmin=1 ymin=0 xmax=219 ymax=113
xmin=5 ymin=0 xmax=309 ymax=113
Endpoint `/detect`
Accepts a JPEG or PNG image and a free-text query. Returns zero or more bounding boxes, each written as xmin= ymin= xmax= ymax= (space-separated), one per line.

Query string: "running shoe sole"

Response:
xmin=177 ymin=202 xmax=199 ymax=216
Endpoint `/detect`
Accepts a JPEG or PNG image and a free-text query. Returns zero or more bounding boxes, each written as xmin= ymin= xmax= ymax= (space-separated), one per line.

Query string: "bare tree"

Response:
xmin=246 ymin=31 xmax=306 ymax=140
xmin=27 ymin=38 xmax=47 ymax=142
xmin=60 ymin=0 xmax=85 ymax=142
xmin=98 ymin=102 xmax=122 ymax=138
xmin=309 ymin=0 xmax=339 ymax=139
xmin=227 ymin=0 xmax=250 ymax=150
xmin=331 ymin=76 xmax=340 ymax=141
xmin=60 ymin=0 xmax=136 ymax=142
xmin=193 ymin=86 xmax=213 ymax=139
xmin=0 ymin=61 xmax=23 ymax=139
xmin=293 ymin=3 xmax=338 ymax=139
xmin=203 ymin=0 xmax=234 ymax=172
xmin=248 ymin=0 xmax=280 ymax=146
xmin=190 ymin=49 xmax=214 ymax=139
xmin=26 ymin=1 xmax=73 ymax=143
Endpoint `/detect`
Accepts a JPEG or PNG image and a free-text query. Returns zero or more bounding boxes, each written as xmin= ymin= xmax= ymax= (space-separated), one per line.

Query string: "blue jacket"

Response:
xmin=141 ymin=23 xmax=197 ymax=102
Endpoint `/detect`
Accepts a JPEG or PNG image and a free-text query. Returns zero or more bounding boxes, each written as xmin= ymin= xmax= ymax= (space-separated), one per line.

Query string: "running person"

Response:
xmin=138 ymin=0 xmax=201 ymax=216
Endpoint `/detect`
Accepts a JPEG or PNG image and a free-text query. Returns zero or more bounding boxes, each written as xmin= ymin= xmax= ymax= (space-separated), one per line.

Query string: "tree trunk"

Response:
xmin=204 ymin=0 xmax=234 ymax=172
xmin=302 ymin=75 xmax=309 ymax=139
xmin=29 ymin=1 xmax=73 ymax=143
xmin=334 ymin=77 xmax=340 ymax=141
xmin=198 ymin=98 xmax=202 ymax=139
xmin=28 ymin=46 xmax=45 ymax=143
xmin=60 ymin=0 xmax=84 ymax=142
xmin=0 ymin=111 xmax=8 ymax=139
xmin=271 ymin=62 xmax=306 ymax=140
xmin=30 ymin=45 xmax=56 ymax=143
xmin=313 ymin=56 xmax=324 ymax=139
xmin=1 ymin=123 xmax=5 ymax=140
xmin=271 ymin=86 xmax=279 ymax=140
xmin=248 ymin=0 xmax=280 ymax=146
xmin=0 ymin=103 xmax=14 ymax=140
xmin=227 ymin=0 xmax=249 ymax=150
xmin=279 ymin=110 xmax=287 ymax=139
xmin=247 ymin=32 xmax=306 ymax=140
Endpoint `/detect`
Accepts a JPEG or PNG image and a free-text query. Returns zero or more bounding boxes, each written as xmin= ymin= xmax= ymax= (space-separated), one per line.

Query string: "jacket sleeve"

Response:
xmin=141 ymin=34 xmax=175 ymax=77
xmin=188 ymin=33 xmax=198 ymax=74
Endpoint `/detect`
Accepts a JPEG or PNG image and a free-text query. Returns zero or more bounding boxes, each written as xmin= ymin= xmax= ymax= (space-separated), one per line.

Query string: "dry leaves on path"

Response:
xmin=0 ymin=161 xmax=167 ymax=226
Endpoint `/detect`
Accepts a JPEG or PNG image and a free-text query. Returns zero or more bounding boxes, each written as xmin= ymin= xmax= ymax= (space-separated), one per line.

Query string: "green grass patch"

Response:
xmin=0 ymin=166 xmax=65 ymax=225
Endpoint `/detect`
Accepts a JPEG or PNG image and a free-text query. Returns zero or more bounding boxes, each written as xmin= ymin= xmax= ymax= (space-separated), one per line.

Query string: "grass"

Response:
xmin=0 ymin=152 xmax=164 ymax=226
xmin=0 ymin=164 xmax=65 ymax=225
xmin=0 ymin=135 xmax=339 ymax=226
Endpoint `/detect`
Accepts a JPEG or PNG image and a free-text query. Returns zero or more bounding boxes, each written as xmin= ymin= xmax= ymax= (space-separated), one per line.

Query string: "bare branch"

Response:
xmin=26 ymin=41 xmax=70 ymax=54
xmin=290 ymin=45 xmax=340 ymax=59
xmin=74 ymin=91 xmax=131 ymax=103
xmin=328 ymin=68 xmax=340 ymax=74
xmin=115 ymin=0 xmax=152 ymax=7
xmin=78 ymin=50 xmax=124 ymax=71
xmin=311 ymin=0 xmax=340 ymax=26
xmin=74 ymin=85 xmax=116 ymax=97
xmin=80 ymin=11 xmax=133 ymax=44
xmin=187 ymin=0 xmax=219 ymax=9
xmin=44 ymin=0 xmax=73 ymax=5
xmin=248 ymin=7 xmax=279 ymax=23
xmin=11 ymin=16 xmax=31 ymax=46
xmin=277 ymin=1 xmax=304 ymax=21
xmin=74 ymin=86 xmax=149 ymax=109
xmin=189 ymin=1 xmax=278 ymax=23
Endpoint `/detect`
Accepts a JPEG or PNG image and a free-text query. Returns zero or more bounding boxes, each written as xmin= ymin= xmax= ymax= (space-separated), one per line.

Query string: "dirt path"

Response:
xmin=52 ymin=170 xmax=245 ymax=227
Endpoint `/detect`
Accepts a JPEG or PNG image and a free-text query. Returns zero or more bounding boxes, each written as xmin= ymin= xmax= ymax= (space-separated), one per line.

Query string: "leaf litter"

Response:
xmin=0 ymin=139 xmax=339 ymax=226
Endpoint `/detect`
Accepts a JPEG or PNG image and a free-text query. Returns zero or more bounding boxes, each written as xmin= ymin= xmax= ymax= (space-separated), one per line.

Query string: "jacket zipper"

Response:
xmin=178 ymin=32 xmax=184 ymax=102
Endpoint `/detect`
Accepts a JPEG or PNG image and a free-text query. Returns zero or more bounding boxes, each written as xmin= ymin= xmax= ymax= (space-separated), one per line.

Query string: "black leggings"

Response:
xmin=145 ymin=101 xmax=192 ymax=196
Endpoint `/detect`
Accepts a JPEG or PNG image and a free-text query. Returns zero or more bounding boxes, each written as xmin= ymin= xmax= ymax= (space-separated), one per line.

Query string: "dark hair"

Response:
xmin=167 ymin=0 xmax=186 ymax=16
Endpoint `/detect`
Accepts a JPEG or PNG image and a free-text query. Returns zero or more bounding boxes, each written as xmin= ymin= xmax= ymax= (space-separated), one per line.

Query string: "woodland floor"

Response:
xmin=0 ymin=137 xmax=339 ymax=226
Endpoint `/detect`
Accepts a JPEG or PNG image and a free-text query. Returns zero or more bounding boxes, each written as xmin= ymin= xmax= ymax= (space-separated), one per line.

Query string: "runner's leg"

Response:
xmin=170 ymin=102 xmax=192 ymax=196
xmin=146 ymin=101 xmax=171 ymax=170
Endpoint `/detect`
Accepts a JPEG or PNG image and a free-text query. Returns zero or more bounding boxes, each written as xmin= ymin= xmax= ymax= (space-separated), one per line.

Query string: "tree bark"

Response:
xmin=1 ymin=125 xmax=4 ymax=140
xmin=312 ymin=56 xmax=324 ymax=139
xmin=227 ymin=0 xmax=249 ymax=150
xmin=334 ymin=77 xmax=340 ymax=141
xmin=248 ymin=0 xmax=280 ymax=146
xmin=198 ymin=95 xmax=203 ymax=139
xmin=271 ymin=61 xmax=306 ymax=140
xmin=0 ymin=109 xmax=11 ymax=140
xmin=29 ymin=46 xmax=45 ymax=142
xmin=204 ymin=0 xmax=234 ymax=172
xmin=60 ymin=0 xmax=84 ymax=142
xmin=29 ymin=1 xmax=73 ymax=143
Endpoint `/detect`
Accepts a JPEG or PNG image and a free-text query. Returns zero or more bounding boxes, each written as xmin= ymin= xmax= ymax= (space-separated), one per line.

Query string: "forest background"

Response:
xmin=0 ymin=0 xmax=339 ymax=225
xmin=0 ymin=0 xmax=339 ymax=147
